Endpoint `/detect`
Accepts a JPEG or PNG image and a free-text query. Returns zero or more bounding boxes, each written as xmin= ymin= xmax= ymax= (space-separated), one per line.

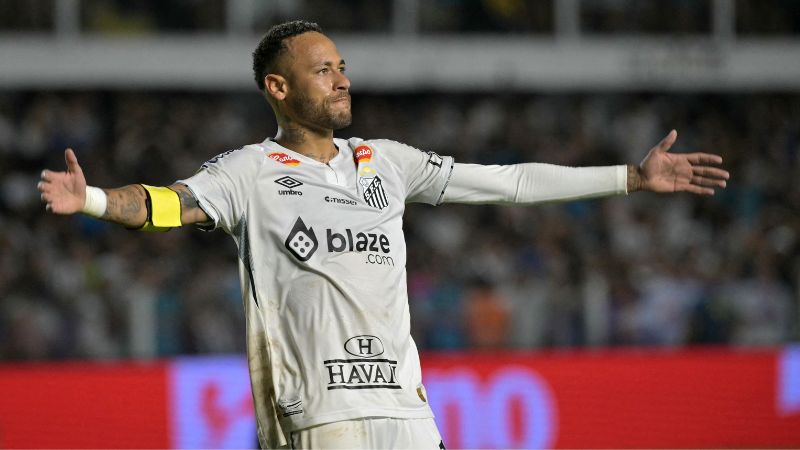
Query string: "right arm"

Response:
xmin=39 ymin=148 xmax=209 ymax=228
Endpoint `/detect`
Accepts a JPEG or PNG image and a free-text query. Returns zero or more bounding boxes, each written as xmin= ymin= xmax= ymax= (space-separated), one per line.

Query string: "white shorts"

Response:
xmin=283 ymin=417 xmax=444 ymax=449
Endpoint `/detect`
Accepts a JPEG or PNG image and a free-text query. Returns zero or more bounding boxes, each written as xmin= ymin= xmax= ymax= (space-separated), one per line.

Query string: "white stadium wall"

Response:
xmin=2 ymin=36 xmax=800 ymax=91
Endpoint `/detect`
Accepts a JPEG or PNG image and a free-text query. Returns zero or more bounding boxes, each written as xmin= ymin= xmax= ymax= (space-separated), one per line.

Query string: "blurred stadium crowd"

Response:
xmin=3 ymin=0 xmax=799 ymax=34
xmin=1 ymin=90 xmax=798 ymax=360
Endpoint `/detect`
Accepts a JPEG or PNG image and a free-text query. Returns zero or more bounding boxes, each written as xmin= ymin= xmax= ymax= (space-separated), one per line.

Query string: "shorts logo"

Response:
xmin=344 ymin=335 xmax=385 ymax=358
xmin=278 ymin=397 xmax=303 ymax=418
xmin=355 ymin=145 xmax=373 ymax=163
xmin=268 ymin=152 xmax=300 ymax=166
xmin=361 ymin=176 xmax=389 ymax=210
xmin=324 ymin=336 xmax=400 ymax=390
xmin=275 ymin=176 xmax=303 ymax=196
xmin=284 ymin=217 xmax=318 ymax=261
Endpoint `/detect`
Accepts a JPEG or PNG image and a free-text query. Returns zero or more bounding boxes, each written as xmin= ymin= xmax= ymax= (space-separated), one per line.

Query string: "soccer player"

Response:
xmin=38 ymin=20 xmax=729 ymax=449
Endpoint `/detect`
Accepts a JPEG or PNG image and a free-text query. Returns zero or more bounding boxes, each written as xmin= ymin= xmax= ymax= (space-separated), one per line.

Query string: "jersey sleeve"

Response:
xmin=442 ymin=162 xmax=627 ymax=204
xmin=177 ymin=145 xmax=266 ymax=234
xmin=366 ymin=139 xmax=454 ymax=205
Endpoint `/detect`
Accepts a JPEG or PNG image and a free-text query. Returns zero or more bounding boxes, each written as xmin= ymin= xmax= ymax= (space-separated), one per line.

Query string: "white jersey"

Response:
xmin=180 ymin=137 xmax=454 ymax=448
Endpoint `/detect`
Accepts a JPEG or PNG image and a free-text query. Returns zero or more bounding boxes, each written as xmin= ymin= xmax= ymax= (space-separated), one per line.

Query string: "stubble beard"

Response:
xmin=289 ymin=91 xmax=352 ymax=131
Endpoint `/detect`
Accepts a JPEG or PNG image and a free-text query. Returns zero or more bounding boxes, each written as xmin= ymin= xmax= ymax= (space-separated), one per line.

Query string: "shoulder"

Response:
xmin=353 ymin=139 xmax=447 ymax=174
xmin=200 ymin=144 xmax=266 ymax=171
xmin=347 ymin=138 xmax=414 ymax=152
xmin=346 ymin=138 xmax=428 ymax=164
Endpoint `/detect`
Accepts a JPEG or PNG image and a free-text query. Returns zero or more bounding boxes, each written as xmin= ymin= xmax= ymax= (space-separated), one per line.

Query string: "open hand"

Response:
xmin=38 ymin=148 xmax=87 ymax=214
xmin=636 ymin=130 xmax=729 ymax=195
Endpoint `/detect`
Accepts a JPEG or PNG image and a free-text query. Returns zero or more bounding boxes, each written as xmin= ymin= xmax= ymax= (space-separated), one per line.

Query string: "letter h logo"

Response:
xmin=357 ymin=338 xmax=373 ymax=356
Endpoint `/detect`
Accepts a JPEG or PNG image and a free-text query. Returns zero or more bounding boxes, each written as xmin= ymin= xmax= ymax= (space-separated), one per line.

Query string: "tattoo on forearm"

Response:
xmin=122 ymin=188 xmax=143 ymax=218
xmin=627 ymin=165 xmax=642 ymax=193
xmin=102 ymin=185 xmax=146 ymax=227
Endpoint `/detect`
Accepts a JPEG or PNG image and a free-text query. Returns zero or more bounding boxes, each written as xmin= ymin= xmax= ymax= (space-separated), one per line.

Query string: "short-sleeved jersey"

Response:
xmin=179 ymin=137 xmax=454 ymax=448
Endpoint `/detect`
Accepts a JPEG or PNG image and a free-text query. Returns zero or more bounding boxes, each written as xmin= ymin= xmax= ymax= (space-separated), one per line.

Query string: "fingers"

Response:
xmin=38 ymin=167 xmax=64 ymax=212
xmin=40 ymin=188 xmax=70 ymax=214
xmin=40 ymin=189 xmax=55 ymax=212
xmin=685 ymin=152 xmax=723 ymax=165
xmin=690 ymin=164 xmax=729 ymax=191
xmin=39 ymin=179 xmax=55 ymax=209
xmin=691 ymin=175 xmax=727 ymax=189
xmin=38 ymin=170 xmax=63 ymax=189
xmin=656 ymin=129 xmax=678 ymax=152
xmin=64 ymin=148 xmax=83 ymax=176
xmin=692 ymin=166 xmax=730 ymax=181
xmin=678 ymin=182 xmax=715 ymax=196
xmin=679 ymin=165 xmax=728 ymax=195
xmin=40 ymin=148 xmax=79 ymax=187
xmin=39 ymin=149 xmax=84 ymax=214
xmin=681 ymin=152 xmax=729 ymax=197
xmin=37 ymin=180 xmax=51 ymax=194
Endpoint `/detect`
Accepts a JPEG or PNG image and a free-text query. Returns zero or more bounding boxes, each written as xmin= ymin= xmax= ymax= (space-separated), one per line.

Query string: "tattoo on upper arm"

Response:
xmin=170 ymin=184 xmax=200 ymax=212
xmin=175 ymin=187 xmax=200 ymax=211
xmin=171 ymin=184 xmax=211 ymax=225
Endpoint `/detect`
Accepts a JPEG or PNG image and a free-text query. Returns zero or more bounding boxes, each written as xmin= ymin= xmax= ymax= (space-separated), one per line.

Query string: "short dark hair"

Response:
xmin=252 ymin=20 xmax=322 ymax=91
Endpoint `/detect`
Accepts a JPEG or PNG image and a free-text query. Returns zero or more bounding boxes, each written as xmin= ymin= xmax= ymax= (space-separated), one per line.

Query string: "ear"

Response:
xmin=265 ymin=74 xmax=288 ymax=101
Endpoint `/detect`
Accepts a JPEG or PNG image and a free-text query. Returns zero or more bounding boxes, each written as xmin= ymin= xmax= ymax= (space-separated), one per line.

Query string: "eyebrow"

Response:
xmin=319 ymin=59 xmax=346 ymax=67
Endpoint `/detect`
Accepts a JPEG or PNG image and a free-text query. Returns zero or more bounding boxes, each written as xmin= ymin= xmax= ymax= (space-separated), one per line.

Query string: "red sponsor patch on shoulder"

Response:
xmin=267 ymin=152 xmax=300 ymax=166
xmin=354 ymin=145 xmax=373 ymax=163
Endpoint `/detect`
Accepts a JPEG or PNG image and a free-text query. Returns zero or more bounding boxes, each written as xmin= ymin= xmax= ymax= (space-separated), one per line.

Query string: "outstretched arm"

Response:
xmin=38 ymin=148 xmax=209 ymax=228
xmin=442 ymin=129 xmax=728 ymax=205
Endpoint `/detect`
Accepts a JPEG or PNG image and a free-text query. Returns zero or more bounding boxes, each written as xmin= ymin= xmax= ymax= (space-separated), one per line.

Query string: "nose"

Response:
xmin=334 ymin=70 xmax=350 ymax=91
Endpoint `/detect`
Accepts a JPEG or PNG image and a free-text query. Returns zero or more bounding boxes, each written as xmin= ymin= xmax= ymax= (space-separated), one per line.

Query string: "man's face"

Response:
xmin=280 ymin=32 xmax=351 ymax=131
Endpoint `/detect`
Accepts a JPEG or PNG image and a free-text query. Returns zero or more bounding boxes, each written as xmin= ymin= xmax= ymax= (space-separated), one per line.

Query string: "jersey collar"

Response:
xmin=262 ymin=138 xmax=350 ymax=166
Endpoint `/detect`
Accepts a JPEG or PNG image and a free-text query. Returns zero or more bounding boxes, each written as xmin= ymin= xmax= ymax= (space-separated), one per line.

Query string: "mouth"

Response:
xmin=330 ymin=94 xmax=351 ymax=104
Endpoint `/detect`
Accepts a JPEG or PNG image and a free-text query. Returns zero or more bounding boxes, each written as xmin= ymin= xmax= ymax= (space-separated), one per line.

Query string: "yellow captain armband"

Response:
xmin=139 ymin=185 xmax=182 ymax=232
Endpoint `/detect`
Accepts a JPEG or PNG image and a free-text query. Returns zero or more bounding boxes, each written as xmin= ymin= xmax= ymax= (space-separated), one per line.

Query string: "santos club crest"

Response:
xmin=360 ymin=176 xmax=388 ymax=210
xmin=354 ymin=145 xmax=388 ymax=210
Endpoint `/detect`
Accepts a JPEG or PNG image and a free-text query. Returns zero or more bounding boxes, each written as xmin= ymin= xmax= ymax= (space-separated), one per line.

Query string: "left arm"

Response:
xmin=442 ymin=163 xmax=627 ymax=204
xmin=442 ymin=129 xmax=728 ymax=204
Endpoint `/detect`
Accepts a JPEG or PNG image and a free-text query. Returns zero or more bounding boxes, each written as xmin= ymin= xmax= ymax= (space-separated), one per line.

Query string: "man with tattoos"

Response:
xmin=38 ymin=20 xmax=729 ymax=449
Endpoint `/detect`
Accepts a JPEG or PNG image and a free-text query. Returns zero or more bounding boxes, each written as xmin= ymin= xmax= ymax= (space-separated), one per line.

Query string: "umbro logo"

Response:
xmin=275 ymin=176 xmax=303 ymax=189
xmin=275 ymin=176 xmax=303 ymax=196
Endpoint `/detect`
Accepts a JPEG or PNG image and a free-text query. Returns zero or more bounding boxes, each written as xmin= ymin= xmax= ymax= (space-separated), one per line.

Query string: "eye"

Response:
xmin=318 ymin=67 xmax=329 ymax=74
xmin=339 ymin=66 xmax=346 ymax=73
